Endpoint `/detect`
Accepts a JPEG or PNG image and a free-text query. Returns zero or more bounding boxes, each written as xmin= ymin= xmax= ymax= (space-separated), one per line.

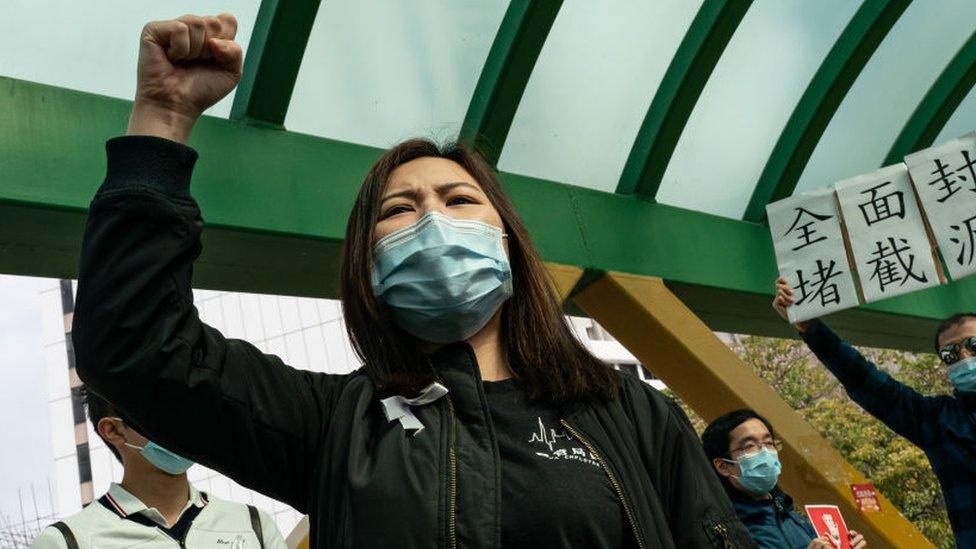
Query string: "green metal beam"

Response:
xmin=743 ymin=0 xmax=911 ymax=222
xmin=229 ymin=0 xmax=322 ymax=127
xmin=458 ymin=0 xmax=562 ymax=165
xmin=2 ymin=76 xmax=972 ymax=352
xmin=616 ymin=0 xmax=752 ymax=197
xmin=883 ymin=29 xmax=976 ymax=165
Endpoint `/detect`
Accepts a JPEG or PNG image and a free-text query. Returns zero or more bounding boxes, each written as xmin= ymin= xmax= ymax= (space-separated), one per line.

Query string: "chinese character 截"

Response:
xmin=866 ymin=237 xmax=928 ymax=293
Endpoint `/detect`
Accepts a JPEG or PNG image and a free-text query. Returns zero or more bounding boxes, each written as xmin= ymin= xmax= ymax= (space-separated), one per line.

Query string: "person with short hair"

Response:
xmin=30 ymin=391 xmax=285 ymax=549
xmin=702 ymin=409 xmax=866 ymax=549
xmin=775 ymin=276 xmax=976 ymax=546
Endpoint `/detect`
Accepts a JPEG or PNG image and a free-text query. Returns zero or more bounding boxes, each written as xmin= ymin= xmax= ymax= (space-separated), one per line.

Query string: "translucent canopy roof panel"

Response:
xmin=497 ymin=0 xmax=703 ymax=193
xmin=656 ymin=0 xmax=859 ymax=220
xmin=794 ymin=0 xmax=976 ymax=196
xmin=937 ymin=84 xmax=976 ymax=144
xmin=0 ymin=0 xmax=262 ymax=118
xmin=285 ymin=0 xmax=509 ymax=149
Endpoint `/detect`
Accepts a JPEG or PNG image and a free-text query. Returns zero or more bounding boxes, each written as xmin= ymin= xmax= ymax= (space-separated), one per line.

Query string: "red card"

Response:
xmin=805 ymin=505 xmax=851 ymax=549
xmin=850 ymin=483 xmax=881 ymax=512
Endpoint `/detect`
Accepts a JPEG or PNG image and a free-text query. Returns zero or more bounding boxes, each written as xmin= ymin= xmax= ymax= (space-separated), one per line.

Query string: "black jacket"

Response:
xmin=73 ymin=136 xmax=757 ymax=549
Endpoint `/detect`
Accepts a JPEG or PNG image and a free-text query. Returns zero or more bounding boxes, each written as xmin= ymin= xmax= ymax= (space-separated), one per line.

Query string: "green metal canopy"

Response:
xmin=4 ymin=0 xmax=976 ymax=354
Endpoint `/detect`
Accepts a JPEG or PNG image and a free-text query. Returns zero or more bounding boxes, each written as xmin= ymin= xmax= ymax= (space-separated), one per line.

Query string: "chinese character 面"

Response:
xmin=866 ymin=237 xmax=928 ymax=293
xmin=784 ymin=207 xmax=833 ymax=251
xmin=857 ymin=181 xmax=905 ymax=226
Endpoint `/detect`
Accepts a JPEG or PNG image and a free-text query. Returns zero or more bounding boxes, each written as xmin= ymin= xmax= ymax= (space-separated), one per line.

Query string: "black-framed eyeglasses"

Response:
xmin=939 ymin=335 xmax=976 ymax=366
xmin=729 ymin=439 xmax=783 ymax=458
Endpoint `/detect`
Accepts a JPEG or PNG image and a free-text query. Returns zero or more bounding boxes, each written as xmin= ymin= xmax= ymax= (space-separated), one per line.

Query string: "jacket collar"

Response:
xmin=728 ymin=484 xmax=790 ymax=509
xmin=103 ymin=482 xmax=206 ymax=524
xmin=426 ymin=341 xmax=480 ymax=375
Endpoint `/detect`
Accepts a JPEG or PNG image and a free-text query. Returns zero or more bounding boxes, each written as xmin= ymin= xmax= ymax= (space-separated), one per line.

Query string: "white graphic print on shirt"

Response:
xmin=528 ymin=417 xmax=600 ymax=467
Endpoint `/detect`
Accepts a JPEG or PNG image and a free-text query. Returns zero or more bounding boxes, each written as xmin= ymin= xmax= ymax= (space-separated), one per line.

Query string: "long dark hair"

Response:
xmin=339 ymin=138 xmax=618 ymax=403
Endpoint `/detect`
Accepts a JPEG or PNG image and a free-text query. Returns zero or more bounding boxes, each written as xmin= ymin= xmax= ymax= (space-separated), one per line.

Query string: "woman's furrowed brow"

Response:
xmin=380 ymin=187 xmax=419 ymax=204
xmin=435 ymin=181 xmax=482 ymax=195
xmin=381 ymin=181 xmax=481 ymax=204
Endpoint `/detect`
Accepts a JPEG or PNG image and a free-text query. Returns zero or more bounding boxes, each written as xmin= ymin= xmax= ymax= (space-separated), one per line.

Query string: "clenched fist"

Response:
xmin=128 ymin=14 xmax=242 ymax=143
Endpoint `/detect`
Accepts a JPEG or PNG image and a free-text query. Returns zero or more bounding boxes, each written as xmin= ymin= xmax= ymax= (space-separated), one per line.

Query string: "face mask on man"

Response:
xmin=110 ymin=417 xmax=194 ymax=475
xmin=372 ymin=212 xmax=513 ymax=343
xmin=724 ymin=448 xmax=782 ymax=494
xmin=949 ymin=356 xmax=976 ymax=394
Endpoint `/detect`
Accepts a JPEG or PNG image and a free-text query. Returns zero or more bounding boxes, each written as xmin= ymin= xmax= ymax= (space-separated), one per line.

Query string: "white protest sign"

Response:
xmin=835 ymin=164 xmax=942 ymax=303
xmin=767 ymin=189 xmax=859 ymax=323
xmin=905 ymin=132 xmax=976 ymax=281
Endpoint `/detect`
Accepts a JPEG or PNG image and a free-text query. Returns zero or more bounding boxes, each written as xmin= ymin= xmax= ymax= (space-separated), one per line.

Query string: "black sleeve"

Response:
xmin=801 ymin=320 xmax=941 ymax=448
xmin=73 ymin=136 xmax=348 ymax=512
xmin=653 ymin=395 xmax=757 ymax=548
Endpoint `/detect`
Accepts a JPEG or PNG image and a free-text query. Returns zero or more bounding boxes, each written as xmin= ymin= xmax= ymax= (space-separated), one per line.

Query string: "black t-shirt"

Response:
xmin=483 ymin=378 xmax=636 ymax=548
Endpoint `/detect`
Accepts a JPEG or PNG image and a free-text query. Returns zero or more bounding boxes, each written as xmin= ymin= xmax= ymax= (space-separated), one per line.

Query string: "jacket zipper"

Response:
xmin=431 ymin=366 xmax=458 ymax=549
xmin=560 ymin=419 xmax=647 ymax=549
xmin=445 ymin=395 xmax=458 ymax=549
xmin=712 ymin=523 xmax=734 ymax=549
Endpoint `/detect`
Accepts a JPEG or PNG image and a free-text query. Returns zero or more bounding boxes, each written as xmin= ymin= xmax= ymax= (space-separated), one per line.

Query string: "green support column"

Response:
xmin=743 ymin=0 xmax=911 ymax=222
xmin=616 ymin=0 xmax=752 ymax=197
xmin=459 ymin=0 xmax=562 ymax=165
xmin=230 ymin=0 xmax=323 ymax=127
xmin=884 ymin=29 xmax=976 ymax=165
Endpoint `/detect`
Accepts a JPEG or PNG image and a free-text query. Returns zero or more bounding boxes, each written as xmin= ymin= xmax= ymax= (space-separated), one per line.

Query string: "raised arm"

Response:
xmin=773 ymin=277 xmax=941 ymax=449
xmin=73 ymin=15 xmax=347 ymax=512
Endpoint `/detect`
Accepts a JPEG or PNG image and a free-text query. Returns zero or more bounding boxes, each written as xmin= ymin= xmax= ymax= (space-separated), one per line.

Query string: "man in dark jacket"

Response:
xmin=702 ymin=409 xmax=866 ymax=549
xmin=776 ymin=276 xmax=976 ymax=547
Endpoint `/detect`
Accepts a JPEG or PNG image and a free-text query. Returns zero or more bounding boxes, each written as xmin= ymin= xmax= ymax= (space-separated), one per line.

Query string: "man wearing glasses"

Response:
xmin=702 ymin=409 xmax=867 ymax=549
xmin=774 ymin=277 xmax=976 ymax=547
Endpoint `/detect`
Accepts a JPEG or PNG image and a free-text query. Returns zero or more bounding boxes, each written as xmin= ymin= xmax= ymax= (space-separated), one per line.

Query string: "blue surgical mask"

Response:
xmin=111 ymin=417 xmax=194 ymax=475
xmin=725 ymin=448 xmax=781 ymax=494
xmin=949 ymin=356 xmax=976 ymax=393
xmin=372 ymin=212 xmax=513 ymax=343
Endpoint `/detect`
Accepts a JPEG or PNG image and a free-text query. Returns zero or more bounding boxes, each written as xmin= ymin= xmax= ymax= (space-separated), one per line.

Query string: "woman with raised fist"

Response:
xmin=72 ymin=13 xmax=756 ymax=548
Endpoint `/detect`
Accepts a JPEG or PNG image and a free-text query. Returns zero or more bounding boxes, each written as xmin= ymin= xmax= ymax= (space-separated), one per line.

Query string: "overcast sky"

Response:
xmin=0 ymin=275 xmax=54 ymax=525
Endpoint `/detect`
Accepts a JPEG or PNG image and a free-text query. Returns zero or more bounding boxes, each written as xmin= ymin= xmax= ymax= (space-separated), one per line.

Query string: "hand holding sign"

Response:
xmin=805 ymin=506 xmax=867 ymax=548
xmin=772 ymin=277 xmax=818 ymax=333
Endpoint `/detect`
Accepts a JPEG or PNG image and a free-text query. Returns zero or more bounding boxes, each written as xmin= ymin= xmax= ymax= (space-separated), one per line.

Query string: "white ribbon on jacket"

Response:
xmin=380 ymin=382 xmax=449 ymax=436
